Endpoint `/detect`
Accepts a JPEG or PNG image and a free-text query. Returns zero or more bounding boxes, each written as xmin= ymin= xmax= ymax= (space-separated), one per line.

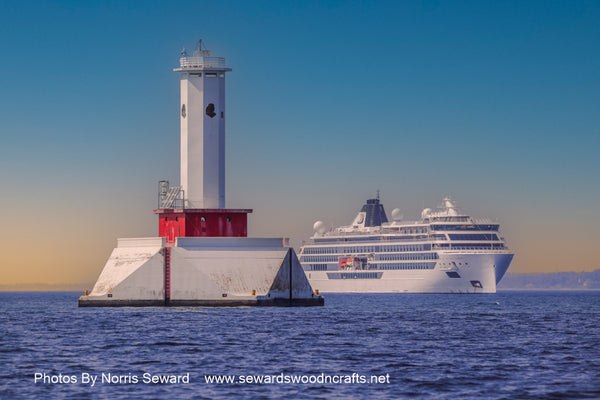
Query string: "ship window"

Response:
xmin=312 ymin=264 xmax=327 ymax=271
xmin=449 ymin=234 xmax=499 ymax=241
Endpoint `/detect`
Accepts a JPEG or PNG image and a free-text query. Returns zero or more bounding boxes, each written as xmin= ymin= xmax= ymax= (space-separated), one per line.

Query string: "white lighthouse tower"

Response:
xmin=175 ymin=40 xmax=229 ymax=209
xmin=155 ymin=40 xmax=250 ymax=243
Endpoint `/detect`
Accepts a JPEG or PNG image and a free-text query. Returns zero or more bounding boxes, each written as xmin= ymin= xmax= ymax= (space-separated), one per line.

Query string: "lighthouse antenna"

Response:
xmin=195 ymin=38 xmax=211 ymax=56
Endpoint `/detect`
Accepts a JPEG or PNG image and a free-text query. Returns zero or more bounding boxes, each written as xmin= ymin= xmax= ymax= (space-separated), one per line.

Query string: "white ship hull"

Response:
xmin=305 ymin=252 xmax=513 ymax=294
xmin=300 ymin=197 xmax=514 ymax=294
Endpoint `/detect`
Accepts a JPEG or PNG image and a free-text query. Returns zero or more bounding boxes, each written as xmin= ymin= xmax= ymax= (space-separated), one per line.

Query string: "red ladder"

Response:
xmin=164 ymin=247 xmax=171 ymax=305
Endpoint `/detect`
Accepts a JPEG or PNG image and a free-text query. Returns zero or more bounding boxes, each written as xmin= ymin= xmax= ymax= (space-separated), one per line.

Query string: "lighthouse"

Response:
xmin=178 ymin=40 xmax=227 ymax=209
xmin=154 ymin=41 xmax=251 ymax=245
xmin=79 ymin=41 xmax=323 ymax=307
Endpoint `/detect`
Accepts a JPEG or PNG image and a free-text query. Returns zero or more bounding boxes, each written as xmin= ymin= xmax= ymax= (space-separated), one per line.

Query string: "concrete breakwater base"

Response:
xmin=79 ymin=237 xmax=323 ymax=307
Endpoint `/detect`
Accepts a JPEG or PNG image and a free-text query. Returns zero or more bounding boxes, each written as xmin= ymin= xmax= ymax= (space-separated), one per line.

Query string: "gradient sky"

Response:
xmin=1 ymin=0 xmax=598 ymax=288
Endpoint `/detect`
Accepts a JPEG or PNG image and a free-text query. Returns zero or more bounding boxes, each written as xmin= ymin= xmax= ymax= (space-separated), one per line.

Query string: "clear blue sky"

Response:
xmin=1 ymin=0 xmax=599 ymax=286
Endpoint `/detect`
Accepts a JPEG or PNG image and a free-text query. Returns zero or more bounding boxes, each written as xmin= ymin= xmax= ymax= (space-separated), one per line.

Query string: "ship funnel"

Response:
xmin=359 ymin=198 xmax=388 ymax=227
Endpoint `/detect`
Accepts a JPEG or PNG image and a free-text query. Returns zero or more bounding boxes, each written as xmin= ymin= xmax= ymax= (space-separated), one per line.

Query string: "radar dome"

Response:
xmin=313 ymin=220 xmax=327 ymax=235
xmin=391 ymin=208 xmax=403 ymax=221
xmin=421 ymin=208 xmax=432 ymax=219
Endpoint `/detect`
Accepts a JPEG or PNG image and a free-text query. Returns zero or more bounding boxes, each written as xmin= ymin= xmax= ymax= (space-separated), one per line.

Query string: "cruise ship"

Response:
xmin=298 ymin=197 xmax=513 ymax=293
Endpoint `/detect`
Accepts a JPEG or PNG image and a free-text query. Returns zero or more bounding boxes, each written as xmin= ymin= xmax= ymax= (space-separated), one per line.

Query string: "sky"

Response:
xmin=0 ymin=0 xmax=598 ymax=288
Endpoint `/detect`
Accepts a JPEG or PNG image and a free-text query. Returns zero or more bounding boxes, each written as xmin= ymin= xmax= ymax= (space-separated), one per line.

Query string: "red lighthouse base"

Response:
xmin=154 ymin=208 xmax=252 ymax=245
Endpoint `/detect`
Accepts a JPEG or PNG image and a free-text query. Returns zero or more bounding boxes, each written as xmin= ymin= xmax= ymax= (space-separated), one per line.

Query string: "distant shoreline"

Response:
xmin=2 ymin=269 xmax=599 ymax=292
xmin=0 ymin=285 xmax=90 ymax=292
xmin=498 ymin=269 xmax=599 ymax=290
xmin=497 ymin=288 xmax=600 ymax=291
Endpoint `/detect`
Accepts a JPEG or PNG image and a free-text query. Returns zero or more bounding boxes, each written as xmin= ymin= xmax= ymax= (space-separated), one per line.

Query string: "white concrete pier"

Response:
xmin=79 ymin=237 xmax=323 ymax=307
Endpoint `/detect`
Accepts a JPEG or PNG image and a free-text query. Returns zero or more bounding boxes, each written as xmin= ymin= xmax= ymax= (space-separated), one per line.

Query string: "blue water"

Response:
xmin=1 ymin=291 xmax=599 ymax=399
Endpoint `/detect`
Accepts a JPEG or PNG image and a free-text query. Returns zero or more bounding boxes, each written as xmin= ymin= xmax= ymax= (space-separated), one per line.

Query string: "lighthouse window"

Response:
xmin=221 ymin=111 xmax=224 ymax=118
xmin=205 ymin=73 xmax=217 ymax=77
xmin=226 ymin=216 xmax=231 ymax=222
xmin=206 ymin=104 xmax=216 ymax=118
xmin=201 ymin=216 xmax=206 ymax=222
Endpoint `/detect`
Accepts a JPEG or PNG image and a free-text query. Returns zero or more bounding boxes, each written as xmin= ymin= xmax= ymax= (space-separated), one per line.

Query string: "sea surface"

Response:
xmin=1 ymin=291 xmax=599 ymax=399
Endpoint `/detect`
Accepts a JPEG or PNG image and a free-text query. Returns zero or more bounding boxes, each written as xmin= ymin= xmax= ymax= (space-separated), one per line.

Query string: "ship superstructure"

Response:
xmin=299 ymin=197 xmax=513 ymax=293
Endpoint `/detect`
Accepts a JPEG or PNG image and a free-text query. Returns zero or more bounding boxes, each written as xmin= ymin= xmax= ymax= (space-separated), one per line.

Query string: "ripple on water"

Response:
xmin=0 ymin=291 xmax=599 ymax=399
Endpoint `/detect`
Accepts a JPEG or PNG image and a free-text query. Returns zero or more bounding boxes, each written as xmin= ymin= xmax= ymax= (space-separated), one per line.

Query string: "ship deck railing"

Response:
xmin=440 ymin=248 xmax=512 ymax=253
